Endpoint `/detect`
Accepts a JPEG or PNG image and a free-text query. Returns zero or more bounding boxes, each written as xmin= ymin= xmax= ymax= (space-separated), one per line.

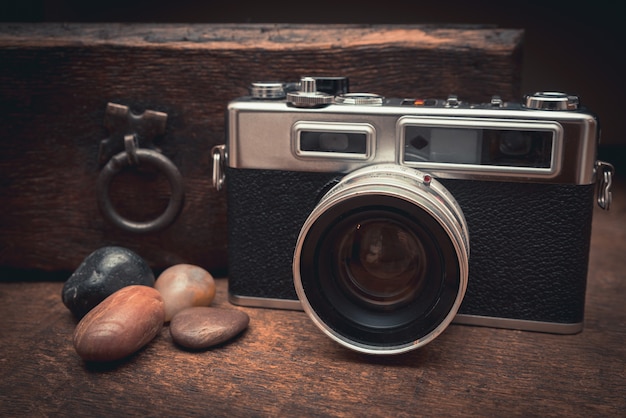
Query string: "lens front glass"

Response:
xmin=334 ymin=219 xmax=426 ymax=310
xmin=298 ymin=196 xmax=462 ymax=349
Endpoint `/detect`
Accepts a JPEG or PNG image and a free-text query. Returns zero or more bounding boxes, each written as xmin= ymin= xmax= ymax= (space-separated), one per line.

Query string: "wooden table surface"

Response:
xmin=1 ymin=177 xmax=625 ymax=417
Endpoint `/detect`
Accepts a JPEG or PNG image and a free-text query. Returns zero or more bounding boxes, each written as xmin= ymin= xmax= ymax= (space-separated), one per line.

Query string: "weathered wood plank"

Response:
xmin=0 ymin=23 xmax=523 ymax=273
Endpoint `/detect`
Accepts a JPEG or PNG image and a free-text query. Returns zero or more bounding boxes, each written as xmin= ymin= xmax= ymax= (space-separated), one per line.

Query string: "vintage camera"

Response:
xmin=212 ymin=76 xmax=614 ymax=355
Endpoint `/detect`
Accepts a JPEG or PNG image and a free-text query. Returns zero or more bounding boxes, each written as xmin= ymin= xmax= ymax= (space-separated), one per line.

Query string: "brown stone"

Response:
xmin=73 ymin=285 xmax=165 ymax=362
xmin=169 ymin=307 xmax=249 ymax=350
xmin=154 ymin=264 xmax=216 ymax=322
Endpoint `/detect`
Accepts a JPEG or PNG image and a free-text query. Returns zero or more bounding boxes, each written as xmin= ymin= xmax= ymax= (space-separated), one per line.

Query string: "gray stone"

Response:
xmin=62 ymin=246 xmax=155 ymax=319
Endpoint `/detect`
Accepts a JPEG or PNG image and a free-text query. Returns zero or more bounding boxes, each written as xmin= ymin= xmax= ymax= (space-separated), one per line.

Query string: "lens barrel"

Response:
xmin=293 ymin=164 xmax=469 ymax=354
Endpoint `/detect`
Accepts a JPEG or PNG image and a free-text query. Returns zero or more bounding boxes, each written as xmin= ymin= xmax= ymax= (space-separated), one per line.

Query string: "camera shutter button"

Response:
xmin=525 ymin=92 xmax=579 ymax=110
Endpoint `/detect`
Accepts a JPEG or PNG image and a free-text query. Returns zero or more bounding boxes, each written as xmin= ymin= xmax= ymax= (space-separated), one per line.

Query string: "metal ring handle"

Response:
xmin=97 ymin=149 xmax=185 ymax=233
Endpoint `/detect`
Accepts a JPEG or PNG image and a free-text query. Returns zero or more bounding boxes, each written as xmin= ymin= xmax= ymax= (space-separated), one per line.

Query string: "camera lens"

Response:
xmin=293 ymin=164 xmax=469 ymax=355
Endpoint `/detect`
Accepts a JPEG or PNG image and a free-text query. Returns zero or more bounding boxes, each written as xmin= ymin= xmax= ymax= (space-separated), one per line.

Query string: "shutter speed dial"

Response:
xmin=287 ymin=77 xmax=334 ymax=108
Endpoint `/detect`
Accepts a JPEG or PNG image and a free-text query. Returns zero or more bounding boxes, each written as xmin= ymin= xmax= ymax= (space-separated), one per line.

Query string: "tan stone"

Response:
xmin=155 ymin=264 xmax=216 ymax=322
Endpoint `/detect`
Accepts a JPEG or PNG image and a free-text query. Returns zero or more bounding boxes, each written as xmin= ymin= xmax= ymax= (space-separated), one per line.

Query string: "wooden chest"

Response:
xmin=0 ymin=23 xmax=523 ymax=274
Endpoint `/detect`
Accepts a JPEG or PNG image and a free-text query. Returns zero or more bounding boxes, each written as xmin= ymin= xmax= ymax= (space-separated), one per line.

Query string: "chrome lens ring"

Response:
xmin=293 ymin=164 xmax=469 ymax=355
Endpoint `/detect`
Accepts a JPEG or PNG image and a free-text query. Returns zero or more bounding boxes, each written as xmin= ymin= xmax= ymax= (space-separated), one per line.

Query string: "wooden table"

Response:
xmin=1 ymin=177 xmax=625 ymax=417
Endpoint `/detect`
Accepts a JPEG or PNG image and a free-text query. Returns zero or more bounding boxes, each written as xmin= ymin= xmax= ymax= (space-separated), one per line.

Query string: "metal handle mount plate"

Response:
xmin=96 ymin=103 xmax=185 ymax=233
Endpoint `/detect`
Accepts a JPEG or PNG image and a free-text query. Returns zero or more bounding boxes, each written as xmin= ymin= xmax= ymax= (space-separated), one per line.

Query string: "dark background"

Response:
xmin=2 ymin=1 xmax=625 ymax=165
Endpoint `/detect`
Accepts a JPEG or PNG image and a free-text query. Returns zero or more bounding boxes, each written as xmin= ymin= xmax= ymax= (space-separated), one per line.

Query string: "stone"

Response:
xmin=154 ymin=264 xmax=216 ymax=322
xmin=62 ymin=246 xmax=155 ymax=319
xmin=73 ymin=285 xmax=165 ymax=362
xmin=169 ymin=307 xmax=249 ymax=350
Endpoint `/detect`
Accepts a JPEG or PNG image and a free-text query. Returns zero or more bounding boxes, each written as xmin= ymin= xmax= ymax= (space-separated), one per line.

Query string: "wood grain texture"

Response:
xmin=0 ymin=23 xmax=523 ymax=273
xmin=0 ymin=176 xmax=624 ymax=416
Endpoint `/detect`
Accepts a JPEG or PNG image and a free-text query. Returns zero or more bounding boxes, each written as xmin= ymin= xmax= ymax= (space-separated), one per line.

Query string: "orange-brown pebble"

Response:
xmin=72 ymin=285 xmax=165 ymax=362
xmin=154 ymin=264 xmax=216 ymax=322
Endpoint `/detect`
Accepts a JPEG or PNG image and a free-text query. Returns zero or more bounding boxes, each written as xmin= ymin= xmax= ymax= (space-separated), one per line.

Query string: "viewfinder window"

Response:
xmin=293 ymin=122 xmax=374 ymax=160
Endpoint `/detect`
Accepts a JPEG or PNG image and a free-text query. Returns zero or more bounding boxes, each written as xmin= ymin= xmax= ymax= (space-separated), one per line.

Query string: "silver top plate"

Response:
xmin=227 ymin=99 xmax=598 ymax=185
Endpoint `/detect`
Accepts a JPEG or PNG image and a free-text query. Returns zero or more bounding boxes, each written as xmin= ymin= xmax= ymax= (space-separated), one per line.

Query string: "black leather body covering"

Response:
xmin=226 ymin=167 xmax=594 ymax=324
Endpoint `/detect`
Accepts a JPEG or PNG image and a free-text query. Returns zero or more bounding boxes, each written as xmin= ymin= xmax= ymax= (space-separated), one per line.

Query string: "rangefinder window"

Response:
xmin=399 ymin=118 xmax=561 ymax=176
xmin=293 ymin=122 xmax=374 ymax=160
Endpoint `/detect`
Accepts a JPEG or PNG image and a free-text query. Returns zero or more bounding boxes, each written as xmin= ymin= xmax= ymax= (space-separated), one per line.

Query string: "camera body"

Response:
xmin=214 ymin=77 xmax=612 ymax=354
